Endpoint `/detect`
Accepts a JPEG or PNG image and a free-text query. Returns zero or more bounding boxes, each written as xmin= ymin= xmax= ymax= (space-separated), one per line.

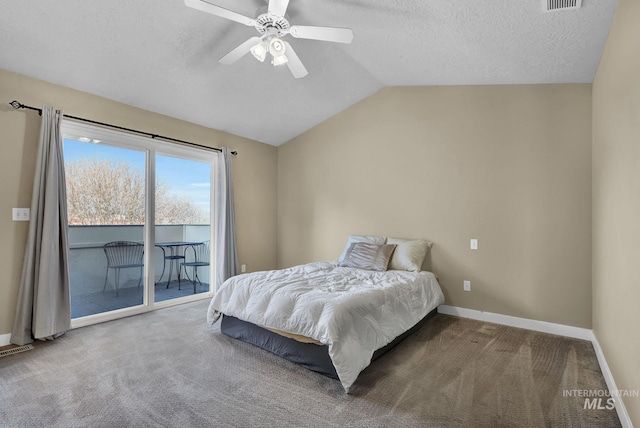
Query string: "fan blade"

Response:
xmin=268 ymin=0 xmax=290 ymax=18
xmin=284 ymin=42 xmax=308 ymax=79
xmin=289 ymin=25 xmax=353 ymax=44
xmin=219 ymin=37 xmax=262 ymax=65
xmin=184 ymin=0 xmax=256 ymax=26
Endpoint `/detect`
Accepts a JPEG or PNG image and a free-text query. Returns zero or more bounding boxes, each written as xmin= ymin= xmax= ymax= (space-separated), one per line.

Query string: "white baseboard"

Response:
xmin=437 ymin=305 xmax=592 ymax=340
xmin=437 ymin=305 xmax=632 ymax=427
xmin=0 ymin=333 xmax=11 ymax=347
xmin=590 ymin=332 xmax=633 ymax=428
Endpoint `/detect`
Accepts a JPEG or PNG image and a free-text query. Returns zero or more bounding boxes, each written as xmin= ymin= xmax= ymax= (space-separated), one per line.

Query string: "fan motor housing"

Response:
xmin=255 ymin=13 xmax=290 ymax=37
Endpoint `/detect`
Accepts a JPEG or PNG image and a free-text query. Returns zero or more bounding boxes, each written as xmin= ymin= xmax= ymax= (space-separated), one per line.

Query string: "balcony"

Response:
xmin=69 ymin=224 xmax=211 ymax=319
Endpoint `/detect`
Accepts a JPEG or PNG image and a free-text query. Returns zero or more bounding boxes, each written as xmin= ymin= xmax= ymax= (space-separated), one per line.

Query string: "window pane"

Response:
xmin=154 ymin=154 xmax=211 ymax=302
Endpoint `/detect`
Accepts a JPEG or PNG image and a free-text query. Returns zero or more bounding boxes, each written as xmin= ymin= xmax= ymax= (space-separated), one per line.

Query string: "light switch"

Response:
xmin=470 ymin=239 xmax=478 ymax=250
xmin=12 ymin=208 xmax=30 ymax=221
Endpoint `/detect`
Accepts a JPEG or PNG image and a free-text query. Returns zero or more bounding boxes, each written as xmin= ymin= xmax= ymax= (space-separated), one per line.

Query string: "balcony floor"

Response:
xmin=71 ymin=280 xmax=209 ymax=319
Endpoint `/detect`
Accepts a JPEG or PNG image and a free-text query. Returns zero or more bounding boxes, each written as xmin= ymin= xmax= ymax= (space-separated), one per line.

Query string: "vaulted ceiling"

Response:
xmin=0 ymin=0 xmax=618 ymax=146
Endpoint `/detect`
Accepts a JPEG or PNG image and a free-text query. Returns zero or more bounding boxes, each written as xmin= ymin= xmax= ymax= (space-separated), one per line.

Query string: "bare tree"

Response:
xmin=65 ymin=157 xmax=208 ymax=225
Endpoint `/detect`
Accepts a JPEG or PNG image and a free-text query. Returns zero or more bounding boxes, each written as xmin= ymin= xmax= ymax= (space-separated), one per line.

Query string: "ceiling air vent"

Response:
xmin=544 ymin=0 xmax=582 ymax=12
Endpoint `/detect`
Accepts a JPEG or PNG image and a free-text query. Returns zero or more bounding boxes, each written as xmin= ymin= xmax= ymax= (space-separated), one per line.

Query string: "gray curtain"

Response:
xmin=215 ymin=147 xmax=239 ymax=287
xmin=11 ymin=106 xmax=70 ymax=346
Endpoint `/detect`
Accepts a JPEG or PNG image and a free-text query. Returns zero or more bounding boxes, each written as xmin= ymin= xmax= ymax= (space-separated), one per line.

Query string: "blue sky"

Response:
xmin=64 ymin=138 xmax=211 ymax=215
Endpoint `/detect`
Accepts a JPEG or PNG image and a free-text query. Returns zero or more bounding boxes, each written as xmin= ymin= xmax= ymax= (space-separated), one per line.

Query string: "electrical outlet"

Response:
xmin=464 ymin=280 xmax=471 ymax=291
xmin=470 ymin=239 xmax=478 ymax=250
xmin=12 ymin=208 xmax=30 ymax=221
xmin=241 ymin=264 xmax=246 ymax=273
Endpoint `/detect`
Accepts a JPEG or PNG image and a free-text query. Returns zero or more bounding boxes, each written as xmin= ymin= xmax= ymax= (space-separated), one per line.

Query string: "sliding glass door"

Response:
xmin=64 ymin=138 xmax=147 ymax=318
xmin=62 ymin=121 xmax=215 ymax=326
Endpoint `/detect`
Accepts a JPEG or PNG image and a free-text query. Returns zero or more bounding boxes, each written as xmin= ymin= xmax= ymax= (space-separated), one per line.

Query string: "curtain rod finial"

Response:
xmin=1 ymin=100 xmax=23 ymax=111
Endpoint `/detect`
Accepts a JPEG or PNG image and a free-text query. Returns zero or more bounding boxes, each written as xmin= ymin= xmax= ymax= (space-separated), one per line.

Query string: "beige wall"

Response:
xmin=592 ymin=0 xmax=640 ymax=423
xmin=278 ymin=84 xmax=592 ymax=328
xmin=0 ymin=68 xmax=278 ymax=337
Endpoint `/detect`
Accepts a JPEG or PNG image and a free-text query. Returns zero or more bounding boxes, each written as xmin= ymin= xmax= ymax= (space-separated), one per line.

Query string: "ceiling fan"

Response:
xmin=184 ymin=0 xmax=354 ymax=78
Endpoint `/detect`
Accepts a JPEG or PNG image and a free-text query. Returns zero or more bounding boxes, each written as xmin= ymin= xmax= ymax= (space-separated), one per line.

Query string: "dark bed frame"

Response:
xmin=220 ymin=307 xmax=439 ymax=380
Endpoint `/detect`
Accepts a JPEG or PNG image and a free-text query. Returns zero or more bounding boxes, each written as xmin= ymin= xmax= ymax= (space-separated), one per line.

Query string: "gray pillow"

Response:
xmin=338 ymin=235 xmax=387 ymax=262
xmin=339 ymin=243 xmax=397 ymax=271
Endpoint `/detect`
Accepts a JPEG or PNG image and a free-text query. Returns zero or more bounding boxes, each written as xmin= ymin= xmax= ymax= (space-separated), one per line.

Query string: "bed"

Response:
xmin=207 ymin=236 xmax=445 ymax=392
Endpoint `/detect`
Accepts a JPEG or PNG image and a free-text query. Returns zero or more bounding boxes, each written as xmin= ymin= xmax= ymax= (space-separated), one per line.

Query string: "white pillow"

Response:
xmin=338 ymin=235 xmax=387 ymax=262
xmin=386 ymin=238 xmax=433 ymax=272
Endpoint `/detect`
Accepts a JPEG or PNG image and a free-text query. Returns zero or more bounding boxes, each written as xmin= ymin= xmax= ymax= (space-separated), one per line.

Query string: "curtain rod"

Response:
xmin=8 ymin=100 xmax=237 ymax=156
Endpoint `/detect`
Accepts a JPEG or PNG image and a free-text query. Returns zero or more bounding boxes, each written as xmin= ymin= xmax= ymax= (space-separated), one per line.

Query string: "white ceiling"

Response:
xmin=0 ymin=0 xmax=618 ymax=146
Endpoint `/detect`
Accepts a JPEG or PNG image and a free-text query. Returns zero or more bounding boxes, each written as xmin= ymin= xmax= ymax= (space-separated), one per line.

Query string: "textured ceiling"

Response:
xmin=0 ymin=0 xmax=618 ymax=146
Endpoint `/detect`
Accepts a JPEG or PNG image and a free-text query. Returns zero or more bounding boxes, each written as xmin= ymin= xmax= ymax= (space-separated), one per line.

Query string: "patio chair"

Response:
xmin=103 ymin=241 xmax=144 ymax=296
xmin=179 ymin=241 xmax=210 ymax=293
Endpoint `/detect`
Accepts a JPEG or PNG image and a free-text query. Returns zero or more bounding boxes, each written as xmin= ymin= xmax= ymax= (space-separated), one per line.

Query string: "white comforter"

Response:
xmin=207 ymin=261 xmax=444 ymax=391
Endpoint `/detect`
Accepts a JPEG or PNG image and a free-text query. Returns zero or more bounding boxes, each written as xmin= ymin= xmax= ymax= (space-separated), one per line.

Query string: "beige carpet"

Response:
xmin=0 ymin=300 xmax=620 ymax=427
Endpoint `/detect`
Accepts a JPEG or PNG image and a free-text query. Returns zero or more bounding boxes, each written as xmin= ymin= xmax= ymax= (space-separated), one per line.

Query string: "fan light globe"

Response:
xmin=269 ymin=37 xmax=286 ymax=57
xmin=250 ymin=41 xmax=268 ymax=62
xmin=271 ymin=54 xmax=288 ymax=66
